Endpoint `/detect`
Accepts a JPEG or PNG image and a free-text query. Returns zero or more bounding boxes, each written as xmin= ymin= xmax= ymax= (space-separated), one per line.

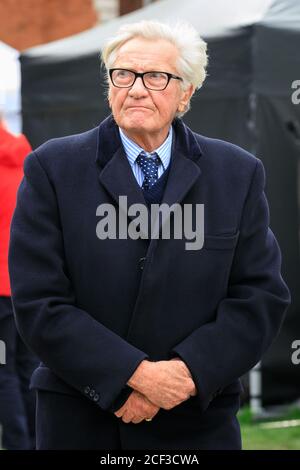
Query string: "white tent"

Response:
xmin=0 ymin=41 xmax=21 ymax=134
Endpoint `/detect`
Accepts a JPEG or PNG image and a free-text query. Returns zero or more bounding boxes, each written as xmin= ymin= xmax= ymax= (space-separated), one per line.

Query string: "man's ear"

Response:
xmin=178 ymin=84 xmax=194 ymax=112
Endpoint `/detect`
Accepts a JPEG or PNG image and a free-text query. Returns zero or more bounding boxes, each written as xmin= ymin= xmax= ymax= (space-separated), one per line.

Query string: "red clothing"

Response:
xmin=0 ymin=124 xmax=31 ymax=295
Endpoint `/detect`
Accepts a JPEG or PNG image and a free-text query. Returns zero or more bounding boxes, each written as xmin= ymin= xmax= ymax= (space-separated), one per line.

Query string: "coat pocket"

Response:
xmin=203 ymin=231 xmax=240 ymax=251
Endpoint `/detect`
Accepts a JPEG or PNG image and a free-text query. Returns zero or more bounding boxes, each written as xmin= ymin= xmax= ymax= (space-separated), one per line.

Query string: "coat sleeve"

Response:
xmin=8 ymin=150 xmax=148 ymax=412
xmin=170 ymin=158 xmax=291 ymax=411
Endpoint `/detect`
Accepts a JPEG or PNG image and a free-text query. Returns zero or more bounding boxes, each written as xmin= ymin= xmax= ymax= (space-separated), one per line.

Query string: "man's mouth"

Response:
xmin=127 ymin=106 xmax=151 ymax=110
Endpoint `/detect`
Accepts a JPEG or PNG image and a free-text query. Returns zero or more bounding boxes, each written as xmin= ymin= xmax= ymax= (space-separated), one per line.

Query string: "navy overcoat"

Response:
xmin=8 ymin=115 xmax=290 ymax=449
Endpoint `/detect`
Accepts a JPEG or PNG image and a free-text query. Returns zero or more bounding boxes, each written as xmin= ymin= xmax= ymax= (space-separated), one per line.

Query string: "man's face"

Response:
xmin=108 ymin=37 xmax=193 ymax=137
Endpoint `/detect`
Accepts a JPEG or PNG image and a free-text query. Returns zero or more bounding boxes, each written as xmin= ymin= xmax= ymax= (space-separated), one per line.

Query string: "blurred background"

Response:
xmin=0 ymin=0 xmax=299 ymax=449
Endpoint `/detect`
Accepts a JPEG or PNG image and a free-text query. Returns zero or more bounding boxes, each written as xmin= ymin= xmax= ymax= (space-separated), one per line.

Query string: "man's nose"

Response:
xmin=128 ymin=76 xmax=149 ymax=96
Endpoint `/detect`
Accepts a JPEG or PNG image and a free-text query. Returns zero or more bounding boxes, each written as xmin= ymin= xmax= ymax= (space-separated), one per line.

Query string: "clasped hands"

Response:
xmin=114 ymin=358 xmax=197 ymax=424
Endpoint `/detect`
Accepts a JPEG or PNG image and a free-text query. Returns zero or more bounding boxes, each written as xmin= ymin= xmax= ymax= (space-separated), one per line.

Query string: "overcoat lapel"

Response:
xmin=95 ymin=114 xmax=203 ymax=240
xmin=96 ymin=115 xmax=148 ymax=238
xmin=151 ymin=128 xmax=202 ymax=239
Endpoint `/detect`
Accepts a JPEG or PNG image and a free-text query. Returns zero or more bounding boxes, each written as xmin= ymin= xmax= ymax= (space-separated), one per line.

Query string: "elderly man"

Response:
xmin=9 ymin=20 xmax=290 ymax=450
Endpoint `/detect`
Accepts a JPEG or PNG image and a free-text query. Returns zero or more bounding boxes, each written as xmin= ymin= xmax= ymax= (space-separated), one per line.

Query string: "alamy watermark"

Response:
xmin=0 ymin=340 xmax=5 ymax=365
xmin=291 ymin=80 xmax=300 ymax=104
xmin=291 ymin=340 xmax=300 ymax=365
xmin=96 ymin=197 xmax=205 ymax=251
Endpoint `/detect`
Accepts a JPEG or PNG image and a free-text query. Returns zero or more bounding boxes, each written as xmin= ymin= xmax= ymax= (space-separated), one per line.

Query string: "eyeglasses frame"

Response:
xmin=108 ymin=68 xmax=183 ymax=91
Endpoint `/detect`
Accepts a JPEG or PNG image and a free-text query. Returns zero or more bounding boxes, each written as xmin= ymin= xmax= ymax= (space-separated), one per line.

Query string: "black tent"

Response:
xmin=20 ymin=0 xmax=300 ymax=406
xmin=253 ymin=1 xmax=300 ymax=405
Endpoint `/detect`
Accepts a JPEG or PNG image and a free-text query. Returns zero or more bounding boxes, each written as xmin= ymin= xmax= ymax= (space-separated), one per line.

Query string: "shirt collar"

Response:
xmin=119 ymin=125 xmax=173 ymax=170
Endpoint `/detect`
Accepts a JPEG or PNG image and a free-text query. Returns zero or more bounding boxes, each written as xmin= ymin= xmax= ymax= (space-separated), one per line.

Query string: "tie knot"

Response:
xmin=136 ymin=151 xmax=161 ymax=190
xmin=137 ymin=151 xmax=161 ymax=167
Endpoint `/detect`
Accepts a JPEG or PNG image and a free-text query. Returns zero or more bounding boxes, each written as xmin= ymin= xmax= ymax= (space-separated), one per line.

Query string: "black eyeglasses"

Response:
xmin=109 ymin=68 xmax=183 ymax=91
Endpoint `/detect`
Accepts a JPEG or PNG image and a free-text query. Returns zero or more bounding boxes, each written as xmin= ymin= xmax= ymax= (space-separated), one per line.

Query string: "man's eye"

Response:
xmin=147 ymin=72 xmax=163 ymax=80
xmin=116 ymin=70 xmax=130 ymax=78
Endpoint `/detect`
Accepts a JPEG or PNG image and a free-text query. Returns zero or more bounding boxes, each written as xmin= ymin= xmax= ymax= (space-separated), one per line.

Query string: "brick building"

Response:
xmin=0 ymin=0 xmax=158 ymax=52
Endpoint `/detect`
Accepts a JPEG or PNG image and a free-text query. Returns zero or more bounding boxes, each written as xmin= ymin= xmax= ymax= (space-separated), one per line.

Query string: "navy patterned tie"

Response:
xmin=136 ymin=151 xmax=161 ymax=190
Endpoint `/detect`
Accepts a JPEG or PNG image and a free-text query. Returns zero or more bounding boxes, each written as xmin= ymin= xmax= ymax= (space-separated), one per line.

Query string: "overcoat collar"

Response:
xmin=95 ymin=114 xmax=203 ymax=238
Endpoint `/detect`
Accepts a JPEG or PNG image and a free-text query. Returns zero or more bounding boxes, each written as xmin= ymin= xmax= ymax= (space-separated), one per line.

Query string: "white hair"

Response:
xmin=101 ymin=20 xmax=208 ymax=117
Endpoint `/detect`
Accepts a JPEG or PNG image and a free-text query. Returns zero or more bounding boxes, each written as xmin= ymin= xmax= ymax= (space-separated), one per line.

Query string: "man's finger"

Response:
xmin=114 ymin=406 xmax=126 ymax=418
xmin=131 ymin=416 xmax=145 ymax=424
xmin=121 ymin=410 xmax=133 ymax=423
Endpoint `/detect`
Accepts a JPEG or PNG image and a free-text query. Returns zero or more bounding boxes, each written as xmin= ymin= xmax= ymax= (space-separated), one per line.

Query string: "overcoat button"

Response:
xmin=138 ymin=257 xmax=146 ymax=270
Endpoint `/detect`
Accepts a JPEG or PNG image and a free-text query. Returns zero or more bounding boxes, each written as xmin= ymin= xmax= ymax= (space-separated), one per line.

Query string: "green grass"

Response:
xmin=239 ymin=406 xmax=300 ymax=450
xmin=1 ymin=406 xmax=299 ymax=450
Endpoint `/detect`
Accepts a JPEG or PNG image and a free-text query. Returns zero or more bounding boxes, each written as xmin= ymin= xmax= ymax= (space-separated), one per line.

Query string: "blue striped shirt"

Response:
xmin=119 ymin=126 xmax=173 ymax=187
